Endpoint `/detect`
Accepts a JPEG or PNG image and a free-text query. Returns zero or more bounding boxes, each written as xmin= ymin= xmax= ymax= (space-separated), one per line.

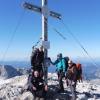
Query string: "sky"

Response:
xmin=0 ymin=0 xmax=100 ymax=61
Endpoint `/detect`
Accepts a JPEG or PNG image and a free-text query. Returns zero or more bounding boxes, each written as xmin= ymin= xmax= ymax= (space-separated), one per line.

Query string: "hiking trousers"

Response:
xmin=57 ymin=71 xmax=65 ymax=91
xmin=71 ymin=84 xmax=76 ymax=100
xmin=68 ymin=79 xmax=77 ymax=100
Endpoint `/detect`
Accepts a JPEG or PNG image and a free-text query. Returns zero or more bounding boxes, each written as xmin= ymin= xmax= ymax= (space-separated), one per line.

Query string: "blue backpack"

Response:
xmin=63 ymin=57 xmax=69 ymax=71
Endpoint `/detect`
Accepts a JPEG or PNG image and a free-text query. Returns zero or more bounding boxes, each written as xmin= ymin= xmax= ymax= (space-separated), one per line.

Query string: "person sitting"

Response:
xmin=30 ymin=70 xmax=47 ymax=100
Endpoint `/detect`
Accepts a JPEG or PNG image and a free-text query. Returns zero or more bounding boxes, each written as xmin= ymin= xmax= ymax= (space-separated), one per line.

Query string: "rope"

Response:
xmin=24 ymin=37 xmax=42 ymax=63
xmin=32 ymin=37 xmax=42 ymax=48
xmin=1 ymin=0 xmax=41 ymax=66
xmin=44 ymin=19 xmax=67 ymax=40
xmin=53 ymin=28 xmax=67 ymax=40
xmin=60 ymin=19 xmax=99 ymax=67
xmin=1 ymin=11 xmax=25 ymax=63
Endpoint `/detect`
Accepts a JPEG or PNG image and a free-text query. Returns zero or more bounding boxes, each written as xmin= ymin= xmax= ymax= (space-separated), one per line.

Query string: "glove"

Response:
xmin=47 ymin=57 xmax=51 ymax=61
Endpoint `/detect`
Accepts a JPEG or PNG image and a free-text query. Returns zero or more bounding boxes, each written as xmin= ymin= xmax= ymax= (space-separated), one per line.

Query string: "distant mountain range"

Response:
xmin=0 ymin=61 xmax=30 ymax=68
xmin=0 ymin=60 xmax=100 ymax=80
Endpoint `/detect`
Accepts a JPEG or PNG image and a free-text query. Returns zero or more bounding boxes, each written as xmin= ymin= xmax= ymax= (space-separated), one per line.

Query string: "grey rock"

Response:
xmin=0 ymin=65 xmax=22 ymax=79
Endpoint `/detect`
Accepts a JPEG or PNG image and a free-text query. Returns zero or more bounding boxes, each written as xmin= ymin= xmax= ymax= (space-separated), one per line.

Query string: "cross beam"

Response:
xmin=23 ymin=2 xmax=61 ymax=20
xmin=23 ymin=0 xmax=61 ymax=85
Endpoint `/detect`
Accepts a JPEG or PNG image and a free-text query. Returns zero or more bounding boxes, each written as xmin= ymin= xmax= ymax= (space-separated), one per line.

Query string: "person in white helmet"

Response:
xmin=66 ymin=60 xmax=78 ymax=100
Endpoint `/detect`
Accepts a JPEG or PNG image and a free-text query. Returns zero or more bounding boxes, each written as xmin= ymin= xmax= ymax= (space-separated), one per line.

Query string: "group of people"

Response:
xmin=49 ymin=53 xmax=82 ymax=100
xmin=27 ymin=45 xmax=82 ymax=100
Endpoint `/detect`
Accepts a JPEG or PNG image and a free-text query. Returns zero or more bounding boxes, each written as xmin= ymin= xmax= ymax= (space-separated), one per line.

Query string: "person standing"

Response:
xmin=30 ymin=46 xmax=44 ymax=77
xmin=66 ymin=60 xmax=78 ymax=100
xmin=50 ymin=53 xmax=66 ymax=92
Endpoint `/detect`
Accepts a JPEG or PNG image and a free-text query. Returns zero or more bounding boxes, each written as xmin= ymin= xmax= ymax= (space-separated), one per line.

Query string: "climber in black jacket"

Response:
xmin=30 ymin=70 xmax=47 ymax=100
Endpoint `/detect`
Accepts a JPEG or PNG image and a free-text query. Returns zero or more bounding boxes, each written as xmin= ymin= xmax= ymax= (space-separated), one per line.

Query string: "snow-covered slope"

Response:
xmin=0 ymin=65 xmax=100 ymax=100
xmin=0 ymin=73 xmax=100 ymax=100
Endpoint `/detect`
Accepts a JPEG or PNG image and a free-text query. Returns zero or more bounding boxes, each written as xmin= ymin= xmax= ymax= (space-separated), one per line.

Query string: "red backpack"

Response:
xmin=76 ymin=63 xmax=82 ymax=82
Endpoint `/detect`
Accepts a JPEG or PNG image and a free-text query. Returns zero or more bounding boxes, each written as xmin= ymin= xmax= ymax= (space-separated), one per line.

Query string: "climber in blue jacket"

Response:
xmin=50 ymin=53 xmax=66 ymax=92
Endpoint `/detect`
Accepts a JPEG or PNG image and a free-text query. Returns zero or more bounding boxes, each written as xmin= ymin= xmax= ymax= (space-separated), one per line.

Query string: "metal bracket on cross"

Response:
xmin=42 ymin=5 xmax=49 ymax=18
xmin=42 ymin=41 xmax=50 ymax=49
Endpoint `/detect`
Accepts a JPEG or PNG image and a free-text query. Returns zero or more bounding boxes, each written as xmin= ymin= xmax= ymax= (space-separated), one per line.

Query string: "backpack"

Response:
xmin=66 ymin=63 xmax=82 ymax=82
xmin=31 ymin=48 xmax=44 ymax=70
xmin=31 ymin=48 xmax=40 ymax=67
xmin=63 ymin=57 xmax=69 ymax=71
xmin=31 ymin=49 xmax=36 ymax=66
xmin=76 ymin=63 xmax=82 ymax=81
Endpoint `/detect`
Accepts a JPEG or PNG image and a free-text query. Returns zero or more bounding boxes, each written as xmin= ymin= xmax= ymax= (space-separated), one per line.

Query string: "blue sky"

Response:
xmin=0 ymin=0 xmax=100 ymax=61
